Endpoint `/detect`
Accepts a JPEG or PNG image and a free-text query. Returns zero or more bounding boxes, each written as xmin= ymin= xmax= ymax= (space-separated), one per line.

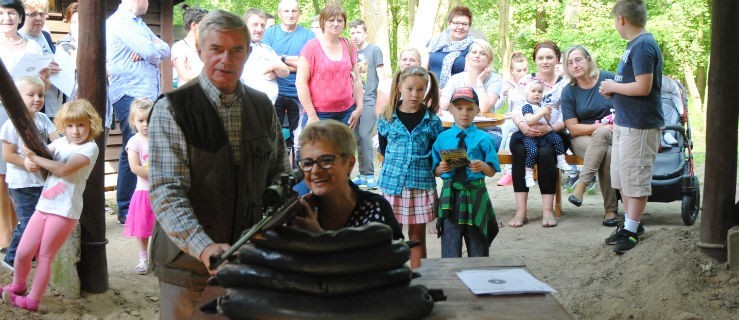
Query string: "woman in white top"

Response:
xmin=171 ymin=5 xmax=207 ymax=85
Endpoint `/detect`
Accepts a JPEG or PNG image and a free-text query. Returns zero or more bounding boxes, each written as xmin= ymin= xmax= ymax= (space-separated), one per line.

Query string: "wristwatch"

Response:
xmin=281 ymin=55 xmax=287 ymax=63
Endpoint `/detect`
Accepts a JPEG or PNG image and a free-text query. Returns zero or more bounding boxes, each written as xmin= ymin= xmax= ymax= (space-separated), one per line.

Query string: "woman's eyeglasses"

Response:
xmin=298 ymin=154 xmax=345 ymax=172
xmin=26 ymin=12 xmax=47 ymax=18
xmin=450 ymin=21 xmax=470 ymax=28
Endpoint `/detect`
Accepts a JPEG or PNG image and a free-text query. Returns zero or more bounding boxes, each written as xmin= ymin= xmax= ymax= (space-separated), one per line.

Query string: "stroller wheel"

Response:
xmin=681 ymin=177 xmax=701 ymax=226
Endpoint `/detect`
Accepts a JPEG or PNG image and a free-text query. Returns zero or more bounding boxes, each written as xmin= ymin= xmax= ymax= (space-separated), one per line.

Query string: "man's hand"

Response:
xmin=199 ymin=243 xmax=231 ymax=275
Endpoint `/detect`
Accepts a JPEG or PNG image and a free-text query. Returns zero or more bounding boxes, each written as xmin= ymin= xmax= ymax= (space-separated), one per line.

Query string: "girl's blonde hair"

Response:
xmin=127 ymin=98 xmax=154 ymax=132
xmin=54 ymin=99 xmax=103 ymax=142
xmin=14 ymin=76 xmax=45 ymax=93
xmin=382 ymin=66 xmax=439 ymax=121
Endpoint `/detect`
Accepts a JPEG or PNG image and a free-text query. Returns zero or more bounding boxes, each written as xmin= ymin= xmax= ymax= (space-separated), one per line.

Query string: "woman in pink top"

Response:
xmin=296 ymin=5 xmax=363 ymax=129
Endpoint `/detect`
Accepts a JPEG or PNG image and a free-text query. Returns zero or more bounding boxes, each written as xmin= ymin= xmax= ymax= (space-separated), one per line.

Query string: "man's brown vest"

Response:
xmin=150 ymin=80 xmax=281 ymax=286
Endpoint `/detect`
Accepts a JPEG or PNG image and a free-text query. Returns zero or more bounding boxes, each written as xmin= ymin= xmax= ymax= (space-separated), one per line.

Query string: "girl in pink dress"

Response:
xmin=122 ymin=99 xmax=154 ymax=275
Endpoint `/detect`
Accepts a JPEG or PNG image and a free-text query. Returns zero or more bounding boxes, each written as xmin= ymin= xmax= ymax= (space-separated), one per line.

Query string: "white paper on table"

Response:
xmin=9 ymin=53 xmax=53 ymax=79
xmin=50 ymin=49 xmax=77 ymax=96
xmin=456 ymin=268 xmax=556 ymax=295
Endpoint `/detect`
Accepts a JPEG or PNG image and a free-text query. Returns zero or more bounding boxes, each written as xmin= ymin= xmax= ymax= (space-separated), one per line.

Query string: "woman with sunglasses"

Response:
xmin=292 ymin=120 xmax=403 ymax=240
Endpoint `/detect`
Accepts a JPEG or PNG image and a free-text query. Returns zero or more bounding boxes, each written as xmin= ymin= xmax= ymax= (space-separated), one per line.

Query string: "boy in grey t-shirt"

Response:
xmin=599 ymin=0 xmax=664 ymax=253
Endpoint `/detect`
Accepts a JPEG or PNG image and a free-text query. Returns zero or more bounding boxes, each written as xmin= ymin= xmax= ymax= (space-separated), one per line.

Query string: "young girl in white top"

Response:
xmin=122 ymin=99 xmax=155 ymax=275
xmin=0 ymin=76 xmax=61 ymax=269
xmin=2 ymin=99 xmax=101 ymax=312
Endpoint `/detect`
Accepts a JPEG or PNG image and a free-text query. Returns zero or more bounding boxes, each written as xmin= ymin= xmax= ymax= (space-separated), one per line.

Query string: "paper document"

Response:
xmin=50 ymin=49 xmax=77 ymax=96
xmin=10 ymin=53 xmax=53 ymax=79
xmin=456 ymin=268 xmax=556 ymax=295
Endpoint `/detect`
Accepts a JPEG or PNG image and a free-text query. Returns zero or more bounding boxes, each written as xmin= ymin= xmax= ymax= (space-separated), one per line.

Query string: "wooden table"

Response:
xmin=412 ymin=257 xmax=573 ymax=320
xmin=440 ymin=112 xmax=505 ymax=128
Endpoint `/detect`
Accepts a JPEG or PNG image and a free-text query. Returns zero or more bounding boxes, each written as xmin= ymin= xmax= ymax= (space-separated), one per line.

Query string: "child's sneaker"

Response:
xmin=612 ymin=229 xmax=639 ymax=253
xmin=497 ymin=173 xmax=513 ymax=186
xmin=364 ymin=175 xmax=377 ymax=190
xmin=134 ymin=259 xmax=149 ymax=275
xmin=1 ymin=283 xmax=27 ymax=296
xmin=524 ymin=173 xmax=535 ymax=188
xmin=556 ymin=156 xmax=570 ymax=171
xmin=605 ymin=224 xmax=645 ymax=245
xmin=2 ymin=290 xmax=39 ymax=312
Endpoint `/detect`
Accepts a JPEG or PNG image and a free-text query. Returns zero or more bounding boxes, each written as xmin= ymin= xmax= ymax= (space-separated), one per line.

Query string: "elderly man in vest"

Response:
xmin=148 ymin=10 xmax=289 ymax=319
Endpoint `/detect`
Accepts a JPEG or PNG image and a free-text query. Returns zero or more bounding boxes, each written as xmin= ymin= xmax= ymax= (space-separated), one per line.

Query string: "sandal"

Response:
xmin=542 ymin=215 xmax=558 ymax=227
xmin=508 ymin=216 xmax=528 ymax=228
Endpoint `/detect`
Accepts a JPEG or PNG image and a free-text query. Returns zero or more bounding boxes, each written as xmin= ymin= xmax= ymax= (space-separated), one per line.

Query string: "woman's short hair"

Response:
xmin=198 ymin=10 xmax=249 ymax=47
xmin=319 ymin=5 xmax=346 ymax=32
xmin=532 ymin=40 xmax=561 ymax=62
xmin=0 ymin=0 xmax=26 ymax=29
xmin=446 ymin=5 xmax=472 ymax=26
xmin=562 ymin=45 xmax=600 ymax=85
xmin=468 ymin=39 xmax=494 ymax=67
xmin=299 ymin=120 xmax=356 ymax=156
xmin=181 ymin=4 xmax=208 ymax=32
xmin=63 ymin=2 xmax=77 ymax=23
xmin=54 ymin=99 xmax=103 ymax=142
xmin=399 ymin=47 xmax=422 ymax=62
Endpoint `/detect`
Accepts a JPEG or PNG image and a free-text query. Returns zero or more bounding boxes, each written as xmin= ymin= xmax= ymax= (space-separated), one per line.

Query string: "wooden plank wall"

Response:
xmin=46 ymin=0 xmax=177 ymax=191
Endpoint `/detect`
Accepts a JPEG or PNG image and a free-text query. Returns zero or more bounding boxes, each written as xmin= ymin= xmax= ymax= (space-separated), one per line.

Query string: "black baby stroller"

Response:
xmin=647 ymin=76 xmax=700 ymax=225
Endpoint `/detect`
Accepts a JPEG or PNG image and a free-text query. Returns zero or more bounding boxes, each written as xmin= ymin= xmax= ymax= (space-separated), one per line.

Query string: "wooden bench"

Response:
xmin=497 ymin=151 xmax=583 ymax=217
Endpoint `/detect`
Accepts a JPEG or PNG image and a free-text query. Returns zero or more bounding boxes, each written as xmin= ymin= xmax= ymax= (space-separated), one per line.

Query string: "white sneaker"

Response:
xmin=556 ymin=158 xmax=570 ymax=171
xmin=134 ymin=259 xmax=149 ymax=275
xmin=525 ymin=174 xmax=536 ymax=188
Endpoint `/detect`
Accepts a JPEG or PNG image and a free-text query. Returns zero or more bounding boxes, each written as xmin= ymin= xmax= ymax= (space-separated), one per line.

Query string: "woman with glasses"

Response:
xmin=292 ymin=120 xmax=403 ymax=240
xmin=561 ymin=45 xmax=619 ymax=227
xmin=19 ymin=0 xmax=63 ymax=120
xmin=296 ymin=5 xmax=363 ymax=129
xmin=425 ymin=5 xmax=474 ymax=89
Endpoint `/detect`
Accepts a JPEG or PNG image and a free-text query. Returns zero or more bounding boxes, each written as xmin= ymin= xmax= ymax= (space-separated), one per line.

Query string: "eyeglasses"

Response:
xmin=567 ymin=57 xmax=587 ymax=66
xmin=450 ymin=21 xmax=470 ymax=28
xmin=298 ymin=154 xmax=345 ymax=172
xmin=26 ymin=12 xmax=47 ymax=18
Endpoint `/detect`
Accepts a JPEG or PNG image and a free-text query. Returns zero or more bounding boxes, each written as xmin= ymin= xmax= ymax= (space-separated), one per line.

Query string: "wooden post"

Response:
xmin=699 ymin=0 xmax=739 ymax=261
xmin=160 ymin=0 xmax=174 ymax=93
xmin=77 ymin=0 xmax=109 ymax=293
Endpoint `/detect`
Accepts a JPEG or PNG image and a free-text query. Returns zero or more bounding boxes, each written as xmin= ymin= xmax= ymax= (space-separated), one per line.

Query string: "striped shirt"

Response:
xmin=106 ymin=5 xmax=170 ymax=104
xmin=377 ymin=109 xmax=443 ymax=195
xmin=148 ymin=75 xmax=289 ymax=258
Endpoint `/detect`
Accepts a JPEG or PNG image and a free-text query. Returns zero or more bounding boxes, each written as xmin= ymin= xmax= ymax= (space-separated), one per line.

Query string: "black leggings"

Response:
xmin=511 ymin=140 xmax=557 ymax=194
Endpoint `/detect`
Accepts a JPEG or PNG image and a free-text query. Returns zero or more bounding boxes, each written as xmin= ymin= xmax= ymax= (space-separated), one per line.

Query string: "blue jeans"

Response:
xmin=113 ymin=95 xmax=137 ymax=224
xmin=440 ymin=218 xmax=490 ymax=258
xmin=300 ymin=105 xmax=356 ymax=128
xmin=4 ymin=187 xmax=42 ymax=264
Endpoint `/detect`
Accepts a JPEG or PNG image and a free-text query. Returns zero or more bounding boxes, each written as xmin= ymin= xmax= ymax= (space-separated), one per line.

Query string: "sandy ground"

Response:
xmin=0 ymin=165 xmax=737 ymax=319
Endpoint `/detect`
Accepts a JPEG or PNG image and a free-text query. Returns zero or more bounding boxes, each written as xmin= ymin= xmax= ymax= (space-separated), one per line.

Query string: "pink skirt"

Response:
xmin=383 ymin=188 xmax=437 ymax=225
xmin=123 ymin=190 xmax=155 ymax=238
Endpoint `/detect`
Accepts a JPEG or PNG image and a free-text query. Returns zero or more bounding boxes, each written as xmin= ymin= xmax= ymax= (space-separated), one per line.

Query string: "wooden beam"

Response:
xmin=160 ymin=0 xmax=174 ymax=92
xmin=77 ymin=0 xmax=109 ymax=293
xmin=700 ymin=0 xmax=739 ymax=261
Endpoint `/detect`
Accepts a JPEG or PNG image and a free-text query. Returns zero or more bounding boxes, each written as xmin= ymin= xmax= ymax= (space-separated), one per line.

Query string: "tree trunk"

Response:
xmin=434 ymin=0 xmax=452 ymax=34
xmin=408 ymin=0 xmax=417 ymax=31
xmin=498 ymin=0 xmax=511 ymax=75
xmin=682 ymin=63 xmax=703 ymax=111
xmin=311 ymin=0 xmax=320 ymax=15
xmin=535 ymin=7 xmax=548 ymax=32
xmin=408 ymin=0 xmax=441 ymax=49
xmin=77 ymin=0 xmax=109 ymax=293
xmin=563 ymin=0 xmax=580 ymax=29
xmin=700 ymin=0 xmax=739 ymax=262
xmin=326 ymin=0 xmax=342 ymax=7
xmin=361 ymin=0 xmax=391 ymax=78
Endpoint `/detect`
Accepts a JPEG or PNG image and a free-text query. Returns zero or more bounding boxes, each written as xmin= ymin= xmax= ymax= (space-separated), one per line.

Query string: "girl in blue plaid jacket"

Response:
xmin=377 ymin=66 xmax=443 ymax=269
